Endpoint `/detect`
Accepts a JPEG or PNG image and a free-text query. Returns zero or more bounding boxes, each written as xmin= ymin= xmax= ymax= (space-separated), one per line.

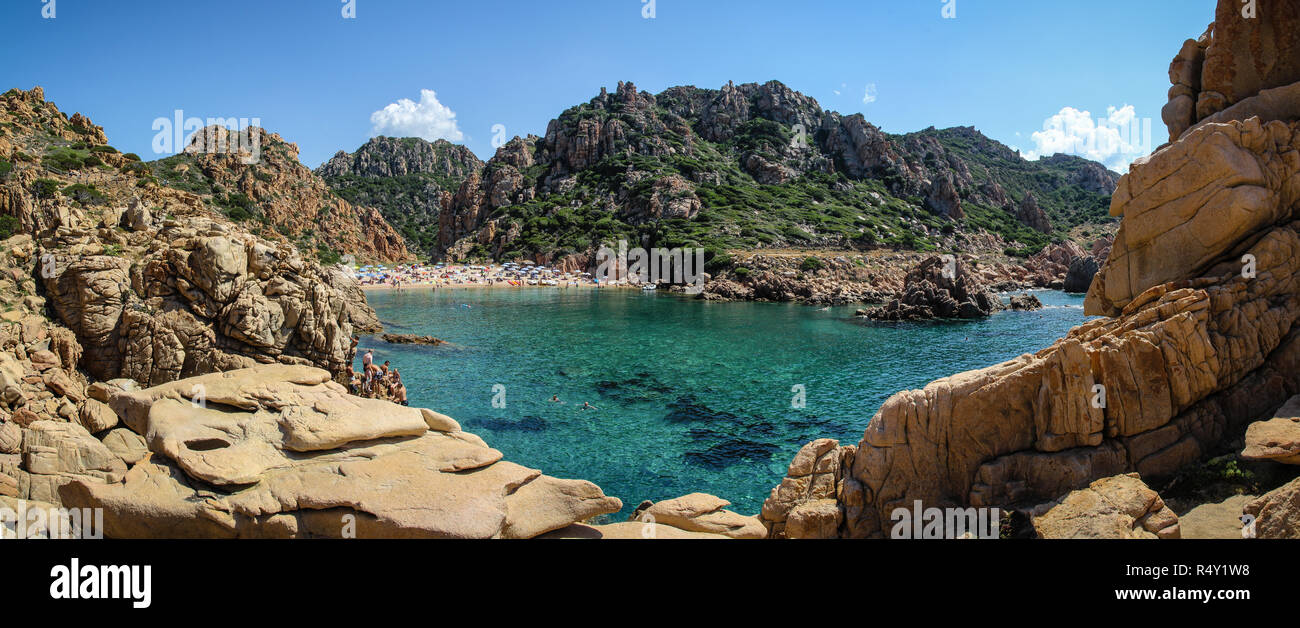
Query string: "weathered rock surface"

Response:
xmin=1008 ymin=293 xmax=1044 ymax=311
xmin=1242 ymin=394 xmax=1300 ymax=464
xmin=0 ymin=89 xmax=383 ymax=387
xmin=640 ymin=493 xmax=765 ymax=539
xmin=759 ymin=438 xmax=854 ymax=538
xmin=1016 ymin=193 xmax=1052 ymax=233
xmin=1085 ymin=117 xmax=1300 ymax=316
xmin=1033 ymin=474 xmax=1181 ymax=539
xmin=865 ymin=256 xmax=1004 ymax=320
xmin=1244 ymin=476 xmax=1300 ymax=538
xmin=59 ymin=364 xmax=621 ymax=538
xmin=1063 ymin=255 xmax=1100 ymax=294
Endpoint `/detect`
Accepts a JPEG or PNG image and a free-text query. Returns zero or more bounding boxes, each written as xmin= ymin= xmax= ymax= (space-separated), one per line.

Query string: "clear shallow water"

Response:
xmin=362 ymin=287 xmax=1092 ymax=519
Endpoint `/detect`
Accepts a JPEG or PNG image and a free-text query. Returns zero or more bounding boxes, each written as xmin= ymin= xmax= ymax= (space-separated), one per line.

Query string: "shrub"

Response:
xmin=799 ymin=256 xmax=824 ymax=272
xmin=733 ymin=266 xmax=750 ymax=278
xmin=121 ymin=161 xmax=151 ymax=176
xmin=62 ymin=183 xmax=108 ymax=205
xmin=122 ymin=153 xmax=142 ymax=162
xmin=0 ymin=160 xmax=12 ymax=180
xmin=33 ymin=178 xmax=60 ymax=198
xmin=43 ymin=148 xmax=84 ymax=171
xmin=0 ymin=214 xmax=19 ymax=240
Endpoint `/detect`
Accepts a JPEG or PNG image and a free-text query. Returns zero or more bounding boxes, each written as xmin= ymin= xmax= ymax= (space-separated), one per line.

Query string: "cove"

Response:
xmin=361 ymin=287 xmax=1093 ymax=519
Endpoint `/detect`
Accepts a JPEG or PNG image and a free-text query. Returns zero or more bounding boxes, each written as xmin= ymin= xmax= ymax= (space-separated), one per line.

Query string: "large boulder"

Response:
xmin=1062 ymin=255 xmax=1100 ymax=294
xmin=865 ymin=256 xmax=1005 ymax=321
xmin=1033 ymin=474 xmax=1181 ymax=539
xmin=1241 ymin=395 xmax=1300 ymax=464
xmin=1245 ymin=475 xmax=1300 ymax=538
xmin=640 ymin=493 xmax=765 ymax=539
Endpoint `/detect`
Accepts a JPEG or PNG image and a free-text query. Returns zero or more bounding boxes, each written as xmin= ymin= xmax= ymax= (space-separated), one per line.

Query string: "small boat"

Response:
xmin=641 ymin=284 xmax=658 ymax=291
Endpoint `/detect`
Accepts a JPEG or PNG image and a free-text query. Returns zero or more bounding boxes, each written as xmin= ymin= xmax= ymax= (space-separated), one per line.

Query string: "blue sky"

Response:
xmin=3 ymin=0 xmax=1216 ymax=171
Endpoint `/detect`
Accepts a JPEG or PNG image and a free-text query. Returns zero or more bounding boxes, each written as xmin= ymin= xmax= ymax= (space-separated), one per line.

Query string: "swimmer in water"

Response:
xmin=581 ymin=401 xmax=596 ymax=411
xmin=551 ymin=395 xmax=560 ymax=403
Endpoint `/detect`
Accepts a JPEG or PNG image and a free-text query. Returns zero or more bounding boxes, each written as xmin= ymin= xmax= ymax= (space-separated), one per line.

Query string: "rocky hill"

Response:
xmin=148 ymin=128 xmax=412 ymax=265
xmin=433 ymin=80 xmax=1118 ymax=266
xmin=0 ymin=86 xmax=381 ymax=386
xmin=318 ymin=137 xmax=483 ymax=257
xmin=759 ymin=0 xmax=1300 ymax=539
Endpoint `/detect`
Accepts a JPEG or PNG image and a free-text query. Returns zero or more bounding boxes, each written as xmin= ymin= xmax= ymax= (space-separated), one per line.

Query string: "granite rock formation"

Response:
xmin=762 ymin=1 xmax=1300 ymax=538
xmin=0 ymin=88 xmax=380 ymax=387
xmin=433 ymin=80 xmax=1118 ymax=264
xmin=864 ymin=255 xmax=1004 ymax=320
xmin=1032 ymin=474 xmax=1181 ymax=539
xmin=56 ymin=365 xmax=624 ymax=539
xmin=318 ymin=136 xmax=484 ymax=257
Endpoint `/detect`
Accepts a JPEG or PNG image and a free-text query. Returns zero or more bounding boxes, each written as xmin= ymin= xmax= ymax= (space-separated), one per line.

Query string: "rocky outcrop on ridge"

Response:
xmin=1032 ymin=474 xmax=1181 ymax=539
xmin=0 ymin=88 xmax=379 ymax=386
xmin=52 ymin=364 xmax=623 ymax=538
xmin=167 ymin=126 xmax=411 ymax=263
xmin=759 ymin=1 xmax=1300 ymax=538
xmin=1016 ymin=193 xmax=1052 ymax=234
xmin=318 ymin=136 xmax=484 ymax=257
xmin=863 ymin=255 xmax=1004 ymax=320
xmin=433 ymin=79 xmax=1119 ymax=264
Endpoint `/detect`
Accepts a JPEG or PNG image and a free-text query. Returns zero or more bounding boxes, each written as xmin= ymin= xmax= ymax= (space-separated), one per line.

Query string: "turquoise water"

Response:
xmin=361 ymin=287 xmax=1092 ymax=518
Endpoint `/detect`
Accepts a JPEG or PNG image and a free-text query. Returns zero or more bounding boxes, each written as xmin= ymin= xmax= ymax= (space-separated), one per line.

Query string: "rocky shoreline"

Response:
xmin=5 ymin=0 xmax=1300 ymax=541
xmin=698 ymin=238 xmax=1112 ymax=307
xmin=756 ymin=0 xmax=1300 ymax=539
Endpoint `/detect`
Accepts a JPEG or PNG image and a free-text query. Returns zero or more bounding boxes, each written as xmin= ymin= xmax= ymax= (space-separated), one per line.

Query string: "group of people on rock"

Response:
xmin=347 ymin=347 xmax=408 ymax=405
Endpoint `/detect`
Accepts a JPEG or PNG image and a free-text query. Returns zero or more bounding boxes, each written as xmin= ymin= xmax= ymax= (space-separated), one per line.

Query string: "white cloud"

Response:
xmin=369 ymin=89 xmax=464 ymax=143
xmin=862 ymin=83 xmax=877 ymax=104
xmin=1024 ymin=105 xmax=1152 ymax=172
